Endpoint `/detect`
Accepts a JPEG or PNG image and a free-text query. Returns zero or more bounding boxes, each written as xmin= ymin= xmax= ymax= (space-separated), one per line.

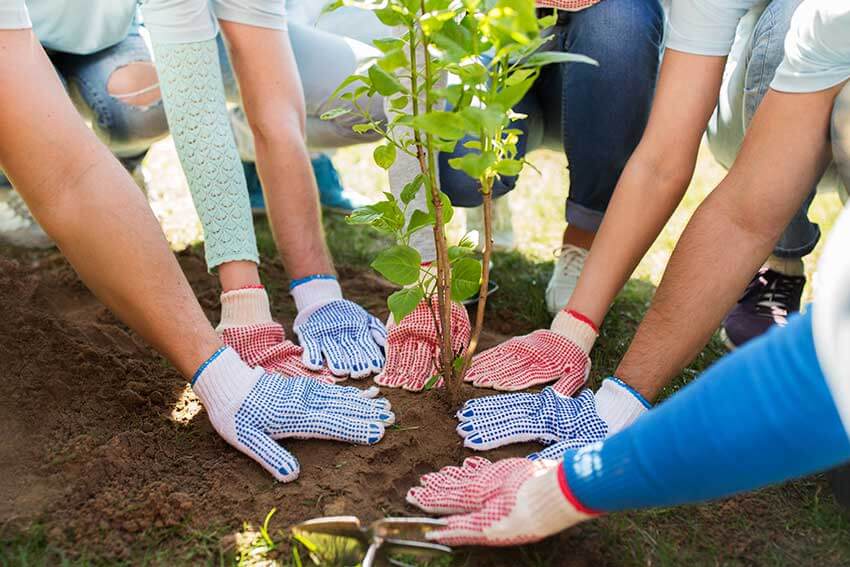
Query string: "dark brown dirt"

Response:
xmin=0 ymin=247 xmax=606 ymax=565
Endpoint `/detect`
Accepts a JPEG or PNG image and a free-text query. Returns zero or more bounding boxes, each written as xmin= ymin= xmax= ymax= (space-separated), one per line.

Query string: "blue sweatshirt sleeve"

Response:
xmin=562 ymin=310 xmax=850 ymax=512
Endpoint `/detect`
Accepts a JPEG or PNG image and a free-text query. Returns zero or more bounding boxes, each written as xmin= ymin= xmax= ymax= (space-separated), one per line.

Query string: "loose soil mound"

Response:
xmin=0 ymin=248 xmax=603 ymax=565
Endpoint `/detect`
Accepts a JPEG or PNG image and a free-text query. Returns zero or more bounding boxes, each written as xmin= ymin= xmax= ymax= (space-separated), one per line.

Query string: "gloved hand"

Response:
xmin=192 ymin=346 xmax=395 ymax=481
xmin=290 ymin=276 xmax=387 ymax=378
xmin=374 ymin=298 xmax=471 ymax=391
xmin=216 ymin=287 xmax=337 ymax=383
xmin=456 ymin=378 xmax=650 ymax=451
xmin=406 ymin=456 xmax=596 ymax=546
xmin=463 ymin=310 xmax=597 ymax=393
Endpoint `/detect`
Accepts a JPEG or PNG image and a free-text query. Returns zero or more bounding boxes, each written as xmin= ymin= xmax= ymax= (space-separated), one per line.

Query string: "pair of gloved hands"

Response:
xmin=208 ymin=279 xmax=645 ymax=547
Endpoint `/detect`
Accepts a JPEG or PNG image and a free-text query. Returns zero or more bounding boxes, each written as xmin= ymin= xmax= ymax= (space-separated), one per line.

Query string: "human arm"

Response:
xmin=0 ymin=24 xmax=221 ymax=377
xmin=408 ymin=310 xmax=850 ymax=545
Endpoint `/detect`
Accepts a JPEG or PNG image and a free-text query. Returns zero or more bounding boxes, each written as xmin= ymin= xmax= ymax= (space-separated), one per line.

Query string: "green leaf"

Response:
xmin=371 ymin=245 xmax=422 ymax=286
xmin=410 ymin=111 xmax=467 ymax=140
xmin=373 ymin=143 xmax=397 ymax=170
xmin=520 ymin=51 xmax=598 ymax=68
xmin=368 ymin=64 xmax=404 ymax=96
xmin=459 ymin=106 xmax=507 ymax=137
xmin=320 ymin=107 xmax=350 ymax=121
xmin=352 ymin=123 xmax=377 ymax=134
xmin=448 ymin=150 xmax=497 ymax=179
xmin=390 ymin=95 xmax=409 ymax=111
xmin=387 ymin=286 xmax=424 ymax=323
xmin=449 ymin=245 xmax=474 ymax=261
xmin=494 ymin=74 xmax=537 ymax=108
xmin=423 ymin=373 xmax=442 ymax=390
xmin=451 ymin=257 xmax=482 ymax=301
xmin=377 ymin=48 xmax=409 ymax=72
xmin=426 ymin=190 xmax=454 ymax=224
xmin=407 ymin=209 xmax=435 ymax=235
xmin=328 ymin=74 xmax=366 ymax=103
xmin=400 ymin=174 xmax=424 ymax=204
xmin=372 ymin=37 xmax=405 ymax=53
xmin=493 ymin=159 xmax=523 ymax=176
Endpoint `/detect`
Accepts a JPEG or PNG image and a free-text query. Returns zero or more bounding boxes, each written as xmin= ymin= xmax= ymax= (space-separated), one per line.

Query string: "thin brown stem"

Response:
xmin=461 ymin=176 xmax=494 ymax=377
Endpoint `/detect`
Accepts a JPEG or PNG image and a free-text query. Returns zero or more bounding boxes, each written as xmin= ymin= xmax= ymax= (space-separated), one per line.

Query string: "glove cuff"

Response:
xmin=526 ymin=462 xmax=597 ymax=526
xmin=290 ymin=275 xmax=343 ymax=313
xmin=191 ymin=346 xmax=262 ymax=415
xmin=216 ymin=287 xmax=273 ymax=333
xmin=550 ymin=310 xmax=598 ymax=354
xmin=595 ymin=377 xmax=651 ymax=435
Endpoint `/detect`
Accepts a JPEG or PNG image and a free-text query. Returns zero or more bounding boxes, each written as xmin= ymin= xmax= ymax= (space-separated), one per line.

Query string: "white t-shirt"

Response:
xmin=814 ymin=204 xmax=850 ymax=438
xmin=668 ymin=0 xmax=850 ymax=93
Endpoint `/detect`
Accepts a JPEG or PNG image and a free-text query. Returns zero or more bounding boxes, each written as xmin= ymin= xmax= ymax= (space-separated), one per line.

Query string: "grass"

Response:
xmin=3 ymin=139 xmax=847 ymax=566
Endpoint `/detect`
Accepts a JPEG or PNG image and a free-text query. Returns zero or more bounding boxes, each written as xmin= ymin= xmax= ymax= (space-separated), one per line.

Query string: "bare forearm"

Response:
xmin=221 ymin=22 xmax=334 ymax=279
xmin=0 ymin=30 xmax=220 ymax=377
xmin=616 ymin=87 xmax=842 ymax=401
xmin=567 ymin=51 xmax=727 ymax=326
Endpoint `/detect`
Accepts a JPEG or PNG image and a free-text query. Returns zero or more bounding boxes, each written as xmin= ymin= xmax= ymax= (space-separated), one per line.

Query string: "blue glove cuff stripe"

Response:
xmin=192 ymin=346 xmax=228 ymax=386
xmin=289 ymin=274 xmax=338 ymax=290
xmin=607 ymin=376 xmax=652 ymax=410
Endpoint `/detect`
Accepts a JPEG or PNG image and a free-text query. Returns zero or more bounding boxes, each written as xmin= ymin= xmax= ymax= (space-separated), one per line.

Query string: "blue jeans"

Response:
xmin=49 ymin=26 xmax=169 ymax=169
xmin=439 ymin=0 xmax=664 ymax=232
xmin=708 ymin=0 xmax=820 ymax=258
xmin=0 ymin=27 xmax=168 ymax=187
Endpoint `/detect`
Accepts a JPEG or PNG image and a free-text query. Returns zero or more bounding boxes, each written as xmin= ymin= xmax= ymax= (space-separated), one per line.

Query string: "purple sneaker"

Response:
xmin=721 ymin=267 xmax=805 ymax=349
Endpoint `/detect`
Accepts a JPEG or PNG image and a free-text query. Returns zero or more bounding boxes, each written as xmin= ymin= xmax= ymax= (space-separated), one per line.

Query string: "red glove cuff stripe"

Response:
xmin=558 ymin=462 xmax=601 ymax=516
xmin=566 ymin=310 xmax=599 ymax=333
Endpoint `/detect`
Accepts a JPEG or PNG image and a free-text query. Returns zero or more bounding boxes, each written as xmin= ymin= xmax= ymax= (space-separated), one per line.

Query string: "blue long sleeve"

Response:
xmin=563 ymin=311 xmax=850 ymax=512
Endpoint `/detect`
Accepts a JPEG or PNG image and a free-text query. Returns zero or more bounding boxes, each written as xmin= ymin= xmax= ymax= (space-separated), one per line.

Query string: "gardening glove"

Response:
xmin=374 ymin=297 xmax=471 ymax=391
xmin=192 ymin=346 xmax=395 ymax=482
xmin=464 ymin=310 xmax=597 ymax=393
xmin=456 ymin=377 xmax=650 ymax=451
xmin=216 ymin=287 xmax=338 ymax=383
xmin=291 ymin=275 xmax=387 ymax=379
xmin=406 ymin=456 xmax=597 ymax=546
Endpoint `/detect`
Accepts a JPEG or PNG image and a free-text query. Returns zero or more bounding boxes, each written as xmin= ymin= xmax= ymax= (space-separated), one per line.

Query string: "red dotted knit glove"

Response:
xmin=535 ymin=0 xmax=602 ymax=11
xmin=221 ymin=323 xmax=338 ymax=383
xmin=406 ymin=457 xmax=596 ymax=546
xmin=215 ymin=287 xmax=338 ymax=383
xmin=374 ymin=298 xmax=471 ymax=391
xmin=464 ymin=310 xmax=597 ymax=395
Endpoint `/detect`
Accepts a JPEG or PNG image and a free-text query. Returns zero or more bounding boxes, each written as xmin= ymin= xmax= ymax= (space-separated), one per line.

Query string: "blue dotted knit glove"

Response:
xmin=193 ymin=347 xmax=395 ymax=482
xmin=456 ymin=378 xmax=650 ymax=453
xmin=291 ymin=276 xmax=387 ymax=378
xmin=457 ymin=387 xmax=607 ymax=451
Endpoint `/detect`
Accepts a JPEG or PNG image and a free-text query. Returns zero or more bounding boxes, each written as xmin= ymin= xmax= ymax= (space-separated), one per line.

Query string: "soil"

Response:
xmin=0 ymin=247 xmax=606 ymax=566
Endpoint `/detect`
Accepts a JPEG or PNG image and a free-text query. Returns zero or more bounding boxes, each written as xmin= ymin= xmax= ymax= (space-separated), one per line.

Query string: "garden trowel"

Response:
xmin=291 ymin=515 xmax=451 ymax=567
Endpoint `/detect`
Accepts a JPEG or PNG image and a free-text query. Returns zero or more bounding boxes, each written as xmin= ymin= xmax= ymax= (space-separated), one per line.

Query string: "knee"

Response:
xmin=246 ymin=102 xmax=307 ymax=145
xmin=97 ymin=62 xmax=168 ymax=147
xmin=570 ymin=0 xmax=664 ymax=58
xmin=107 ymin=61 xmax=161 ymax=108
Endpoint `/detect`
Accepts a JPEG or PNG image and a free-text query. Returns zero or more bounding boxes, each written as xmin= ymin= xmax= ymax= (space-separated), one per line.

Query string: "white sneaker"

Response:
xmin=545 ymin=244 xmax=588 ymax=315
xmin=0 ymin=189 xmax=53 ymax=249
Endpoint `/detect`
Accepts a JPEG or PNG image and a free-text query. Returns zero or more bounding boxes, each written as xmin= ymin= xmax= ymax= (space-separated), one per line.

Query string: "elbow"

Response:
xmin=246 ymin=105 xmax=307 ymax=149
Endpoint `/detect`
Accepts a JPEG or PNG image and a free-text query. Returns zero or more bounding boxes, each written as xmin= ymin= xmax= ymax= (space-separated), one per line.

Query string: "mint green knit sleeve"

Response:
xmin=151 ymin=38 xmax=259 ymax=271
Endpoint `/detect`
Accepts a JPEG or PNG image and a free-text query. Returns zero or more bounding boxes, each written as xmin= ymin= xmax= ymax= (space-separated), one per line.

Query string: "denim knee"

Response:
xmin=61 ymin=31 xmax=168 ymax=157
xmin=566 ymin=0 xmax=664 ymax=62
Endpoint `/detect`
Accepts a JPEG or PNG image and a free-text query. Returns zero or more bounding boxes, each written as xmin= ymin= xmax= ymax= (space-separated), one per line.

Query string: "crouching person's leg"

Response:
xmin=832 ymin=83 xmax=850 ymax=193
xmin=59 ymin=26 xmax=169 ymax=188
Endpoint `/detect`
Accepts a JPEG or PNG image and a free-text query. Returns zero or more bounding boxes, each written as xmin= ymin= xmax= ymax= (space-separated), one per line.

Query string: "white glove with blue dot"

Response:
xmin=456 ymin=378 xmax=649 ymax=452
xmin=192 ymin=346 xmax=395 ymax=482
xmin=291 ymin=275 xmax=387 ymax=378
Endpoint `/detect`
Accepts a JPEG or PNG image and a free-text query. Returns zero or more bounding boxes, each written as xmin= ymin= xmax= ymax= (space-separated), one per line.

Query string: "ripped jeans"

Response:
xmin=0 ymin=25 xmax=169 ymax=186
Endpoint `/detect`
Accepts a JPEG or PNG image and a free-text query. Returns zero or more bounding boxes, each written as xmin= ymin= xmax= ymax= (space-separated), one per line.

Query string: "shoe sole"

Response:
xmin=719 ymin=328 xmax=738 ymax=351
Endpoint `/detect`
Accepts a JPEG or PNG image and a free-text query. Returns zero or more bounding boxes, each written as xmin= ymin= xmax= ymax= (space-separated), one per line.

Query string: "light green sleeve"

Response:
xmin=151 ymin=38 xmax=259 ymax=271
